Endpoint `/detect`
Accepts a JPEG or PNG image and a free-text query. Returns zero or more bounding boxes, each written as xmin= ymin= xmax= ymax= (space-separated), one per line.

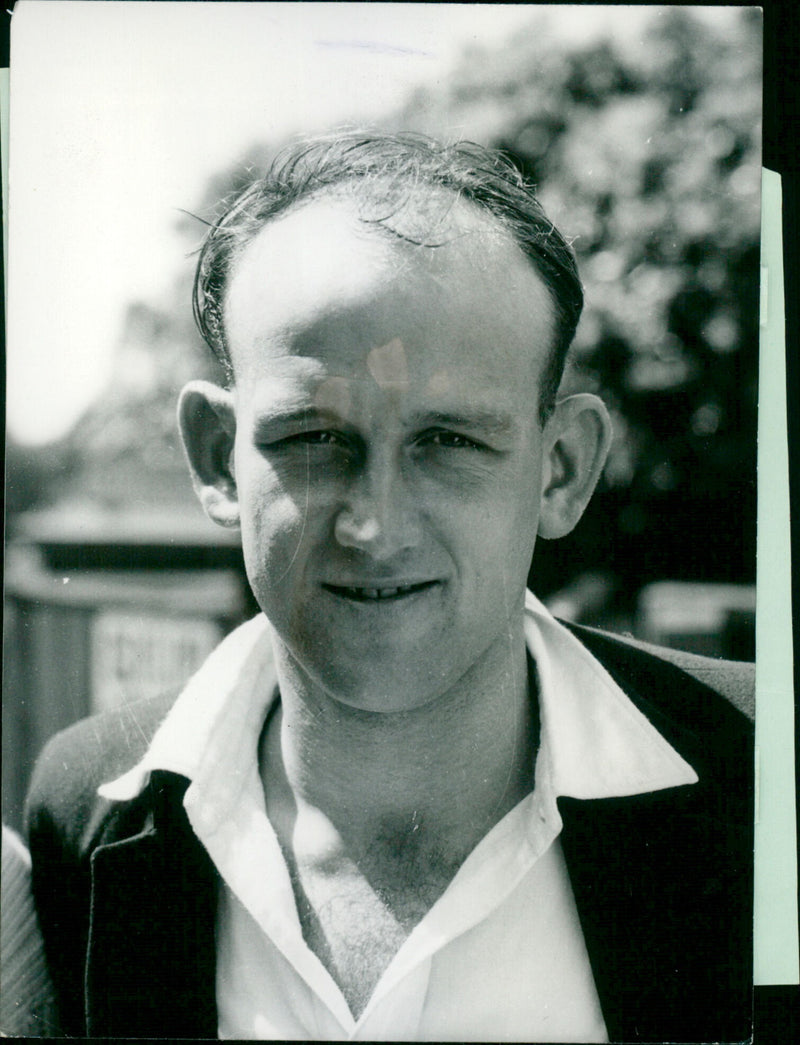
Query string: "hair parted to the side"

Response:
xmin=193 ymin=131 xmax=583 ymax=421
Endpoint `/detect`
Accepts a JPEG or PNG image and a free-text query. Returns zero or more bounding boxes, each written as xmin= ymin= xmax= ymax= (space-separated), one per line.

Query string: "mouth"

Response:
xmin=322 ymin=580 xmax=440 ymax=602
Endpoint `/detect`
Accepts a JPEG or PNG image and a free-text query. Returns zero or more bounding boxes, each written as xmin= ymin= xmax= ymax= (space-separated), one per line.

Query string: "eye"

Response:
xmin=270 ymin=429 xmax=350 ymax=449
xmin=292 ymin=430 xmax=345 ymax=446
xmin=258 ymin=428 xmax=353 ymax=456
xmin=419 ymin=429 xmax=483 ymax=450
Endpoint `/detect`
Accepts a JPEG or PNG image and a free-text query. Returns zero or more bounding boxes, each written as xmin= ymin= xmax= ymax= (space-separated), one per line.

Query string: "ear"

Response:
xmin=177 ymin=380 xmax=240 ymax=529
xmin=537 ymin=393 xmax=612 ymax=540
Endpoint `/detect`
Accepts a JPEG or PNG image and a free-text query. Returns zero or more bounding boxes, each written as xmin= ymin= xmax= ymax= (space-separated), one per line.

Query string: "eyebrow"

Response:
xmin=408 ymin=409 xmax=519 ymax=437
xmin=252 ymin=406 xmax=346 ymax=433
xmin=252 ymin=405 xmax=520 ymax=439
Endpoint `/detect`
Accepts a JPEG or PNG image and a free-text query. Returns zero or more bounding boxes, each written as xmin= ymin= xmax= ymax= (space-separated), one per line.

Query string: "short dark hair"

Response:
xmin=193 ymin=132 xmax=583 ymax=421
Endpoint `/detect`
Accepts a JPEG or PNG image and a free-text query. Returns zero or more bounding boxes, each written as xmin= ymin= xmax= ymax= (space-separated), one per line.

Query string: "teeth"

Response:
xmin=340 ymin=583 xmax=426 ymax=600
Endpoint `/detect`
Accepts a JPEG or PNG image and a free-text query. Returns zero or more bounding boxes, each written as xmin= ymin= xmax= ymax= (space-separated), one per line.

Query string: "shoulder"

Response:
xmin=564 ymin=620 xmax=755 ymax=723
xmin=25 ymin=690 xmax=177 ymax=854
xmin=23 ymin=693 xmax=181 ymax=1036
xmin=563 ymin=621 xmax=754 ymax=826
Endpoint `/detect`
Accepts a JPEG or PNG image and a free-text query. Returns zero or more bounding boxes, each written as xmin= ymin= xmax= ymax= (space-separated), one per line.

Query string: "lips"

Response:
xmin=322 ymin=580 xmax=439 ymax=602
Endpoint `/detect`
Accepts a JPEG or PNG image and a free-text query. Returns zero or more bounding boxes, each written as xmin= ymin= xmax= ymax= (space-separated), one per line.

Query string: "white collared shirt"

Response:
xmin=101 ymin=592 xmax=697 ymax=1041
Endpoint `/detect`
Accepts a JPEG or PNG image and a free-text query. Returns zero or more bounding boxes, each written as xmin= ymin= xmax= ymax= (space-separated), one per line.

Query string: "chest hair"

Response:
xmin=283 ymin=816 xmax=462 ymax=1019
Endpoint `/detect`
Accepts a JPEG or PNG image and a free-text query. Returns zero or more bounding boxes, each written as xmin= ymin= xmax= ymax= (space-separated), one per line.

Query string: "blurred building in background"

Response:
xmin=3 ymin=480 xmax=255 ymax=831
xmin=4 ymin=7 xmax=761 ymax=831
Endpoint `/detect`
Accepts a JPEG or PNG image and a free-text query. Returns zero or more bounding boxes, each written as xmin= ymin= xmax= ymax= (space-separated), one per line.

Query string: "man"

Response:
xmin=26 ymin=134 xmax=753 ymax=1042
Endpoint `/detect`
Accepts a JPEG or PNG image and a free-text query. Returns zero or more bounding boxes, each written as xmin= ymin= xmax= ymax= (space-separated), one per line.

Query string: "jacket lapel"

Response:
xmin=560 ymin=789 xmax=751 ymax=1043
xmin=85 ymin=773 xmax=218 ymax=1038
xmin=558 ymin=628 xmax=754 ymax=1044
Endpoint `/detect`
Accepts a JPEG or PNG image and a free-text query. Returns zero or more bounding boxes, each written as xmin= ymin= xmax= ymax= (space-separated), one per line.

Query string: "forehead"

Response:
xmin=223 ymin=194 xmax=554 ymax=390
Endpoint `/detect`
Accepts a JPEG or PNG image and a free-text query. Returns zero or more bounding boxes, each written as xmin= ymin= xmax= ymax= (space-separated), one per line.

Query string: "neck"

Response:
xmin=261 ymin=627 xmax=536 ymax=860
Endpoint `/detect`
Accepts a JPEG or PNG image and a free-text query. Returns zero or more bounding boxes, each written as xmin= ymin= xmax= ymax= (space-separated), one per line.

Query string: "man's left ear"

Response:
xmin=537 ymin=393 xmax=612 ymax=540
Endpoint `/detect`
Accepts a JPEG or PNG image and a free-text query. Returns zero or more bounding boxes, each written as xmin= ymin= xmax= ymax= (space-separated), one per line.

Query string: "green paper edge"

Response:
xmin=754 ymin=167 xmax=799 ymax=985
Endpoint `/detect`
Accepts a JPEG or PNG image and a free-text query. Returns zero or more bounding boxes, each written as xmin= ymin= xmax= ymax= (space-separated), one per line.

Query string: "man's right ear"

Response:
xmin=178 ymin=381 xmax=240 ymax=529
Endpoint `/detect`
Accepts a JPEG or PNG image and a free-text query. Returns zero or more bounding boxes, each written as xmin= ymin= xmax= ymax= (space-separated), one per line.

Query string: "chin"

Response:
xmin=312 ymin=658 xmax=449 ymax=716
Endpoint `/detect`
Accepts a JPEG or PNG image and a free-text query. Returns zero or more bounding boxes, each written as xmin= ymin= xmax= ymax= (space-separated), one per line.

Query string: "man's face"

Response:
xmin=223 ymin=196 xmax=556 ymax=712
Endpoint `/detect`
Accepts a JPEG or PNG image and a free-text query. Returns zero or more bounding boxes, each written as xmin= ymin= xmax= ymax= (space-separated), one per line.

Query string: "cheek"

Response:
xmin=474 ymin=470 xmax=542 ymax=541
xmin=466 ymin=483 xmax=541 ymax=585
xmin=237 ymin=467 xmax=319 ymax=583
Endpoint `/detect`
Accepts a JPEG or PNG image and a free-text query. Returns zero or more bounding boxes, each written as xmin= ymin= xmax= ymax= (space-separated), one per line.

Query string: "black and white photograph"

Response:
xmin=3 ymin=3 xmax=763 ymax=1041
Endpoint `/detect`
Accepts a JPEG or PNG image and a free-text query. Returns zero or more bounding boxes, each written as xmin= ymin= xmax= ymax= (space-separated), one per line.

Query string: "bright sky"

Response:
xmin=6 ymin=3 xmax=722 ymax=445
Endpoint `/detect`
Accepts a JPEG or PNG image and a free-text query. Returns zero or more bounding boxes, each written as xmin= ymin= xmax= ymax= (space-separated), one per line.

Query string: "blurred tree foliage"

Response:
xmin=4 ymin=437 xmax=79 ymax=518
xmin=34 ymin=7 xmax=760 ymax=600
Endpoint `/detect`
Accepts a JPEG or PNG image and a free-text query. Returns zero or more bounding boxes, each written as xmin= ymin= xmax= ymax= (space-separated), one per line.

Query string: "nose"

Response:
xmin=333 ymin=449 xmax=421 ymax=557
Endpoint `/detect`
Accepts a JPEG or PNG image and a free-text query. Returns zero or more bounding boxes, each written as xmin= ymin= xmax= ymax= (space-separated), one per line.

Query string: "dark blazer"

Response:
xmin=25 ymin=623 xmax=754 ymax=1042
